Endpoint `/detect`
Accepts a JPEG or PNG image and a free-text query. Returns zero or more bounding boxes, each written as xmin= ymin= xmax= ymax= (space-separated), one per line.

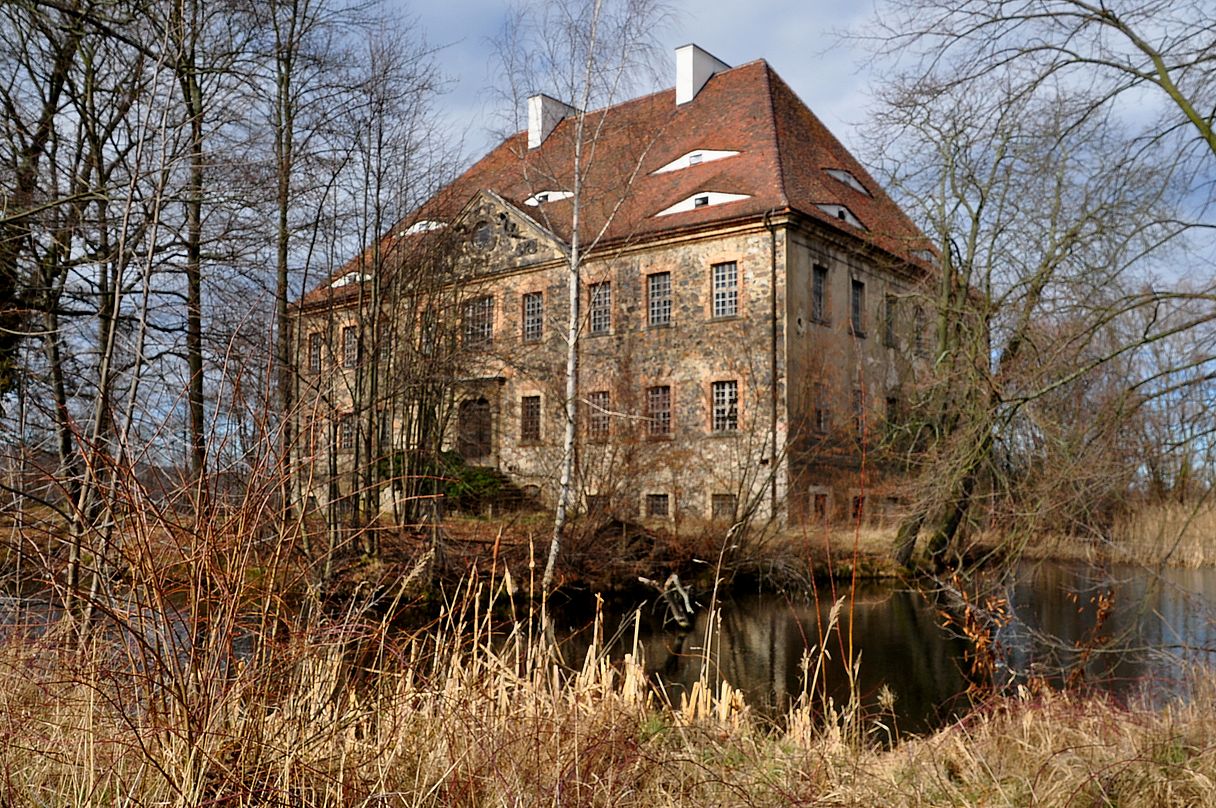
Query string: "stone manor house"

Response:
xmin=290 ymin=45 xmax=935 ymax=530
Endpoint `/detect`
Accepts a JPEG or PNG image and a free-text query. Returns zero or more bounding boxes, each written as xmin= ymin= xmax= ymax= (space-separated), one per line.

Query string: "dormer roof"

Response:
xmin=300 ymin=58 xmax=931 ymax=307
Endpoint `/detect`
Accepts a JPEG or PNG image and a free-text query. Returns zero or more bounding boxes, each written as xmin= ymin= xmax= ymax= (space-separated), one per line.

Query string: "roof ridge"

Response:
xmin=510 ymin=59 xmax=772 ymax=133
xmin=762 ymin=62 xmax=791 ymax=210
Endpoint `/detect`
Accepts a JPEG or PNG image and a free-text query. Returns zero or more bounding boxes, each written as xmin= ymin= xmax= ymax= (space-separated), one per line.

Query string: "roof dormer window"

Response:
xmin=330 ymin=271 xmax=368 ymax=289
xmin=524 ymin=190 xmax=573 ymax=206
xmin=652 ymin=149 xmax=740 ymax=174
xmin=825 ymin=168 xmax=870 ymax=196
xmin=655 ymin=191 xmax=751 ymax=217
xmin=816 ymin=204 xmax=866 ymax=230
xmin=400 ymin=219 xmax=446 ymax=236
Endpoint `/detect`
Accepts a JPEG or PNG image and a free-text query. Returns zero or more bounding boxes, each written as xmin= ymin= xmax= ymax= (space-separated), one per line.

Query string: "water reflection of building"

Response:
xmin=627 ymin=588 xmax=970 ymax=733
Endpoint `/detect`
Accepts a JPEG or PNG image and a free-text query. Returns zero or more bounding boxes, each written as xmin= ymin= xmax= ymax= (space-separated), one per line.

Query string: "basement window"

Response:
xmin=645 ymin=493 xmax=670 ymax=518
xmin=711 ymin=493 xmax=737 ymax=520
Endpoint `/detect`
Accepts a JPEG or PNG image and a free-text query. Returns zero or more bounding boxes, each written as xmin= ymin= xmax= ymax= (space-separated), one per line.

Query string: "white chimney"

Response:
xmin=527 ymin=93 xmax=576 ymax=149
xmin=675 ymin=44 xmax=730 ymax=105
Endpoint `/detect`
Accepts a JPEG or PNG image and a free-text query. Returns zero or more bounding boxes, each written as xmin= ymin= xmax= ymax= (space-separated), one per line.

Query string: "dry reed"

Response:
xmin=1 ymin=593 xmax=1214 ymax=806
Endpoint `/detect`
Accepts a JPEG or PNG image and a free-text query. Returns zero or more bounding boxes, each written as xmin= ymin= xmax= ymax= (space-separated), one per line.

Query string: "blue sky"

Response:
xmin=408 ymin=0 xmax=878 ymax=165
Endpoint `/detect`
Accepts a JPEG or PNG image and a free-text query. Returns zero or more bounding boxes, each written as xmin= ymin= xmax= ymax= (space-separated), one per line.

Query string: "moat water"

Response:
xmin=552 ymin=561 xmax=1216 ymax=735
xmin=4 ymin=559 xmax=1214 ymax=736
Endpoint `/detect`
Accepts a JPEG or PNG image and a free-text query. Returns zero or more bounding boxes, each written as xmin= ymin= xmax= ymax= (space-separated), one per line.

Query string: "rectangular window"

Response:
xmin=587 ymin=390 xmax=610 ymax=440
xmin=711 ymin=493 xmax=737 ymax=520
xmin=813 ymin=492 xmax=828 ymax=522
xmin=914 ymin=305 xmax=928 ymax=358
xmin=308 ymin=332 xmax=322 ymax=373
xmin=712 ymin=261 xmax=738 ymax=318
xmin=711 ymin=380 xmax=738 ymax=432
xmin=813 ymin=383 xmax=829 ymax=434
xmin=522 ymin=292 xmax=543 ymax=342
xmin=886 ymin=396 xmax=900 ymax=429
xmin=645 ymin=493 xmax=669 ymax=518
xmin=812 ymin=265 xmax=828 ymax=323
xmin=853 ymin=387 xmax=864 ymax=438
xmin=850 ymin=278 xmax=865 ymax=337
xmin=589 ymin=281 xmax=611 ymax=336
xmin=342 ymin=325 xmax=359 ymax=369
xmin=883 ymin=294 xmax=897 ymax=347
xmin=646 ymin=385 xmax=671 ymax=437
xmin=464 ymin=295 xmax=494 ymax=345
xmin=420 ymin=307 xmax=438 ymax=355
xmin=587 ymin=494 xmax=610 ymax=515
xmin=338 ymin=414 xmax=355 ymax=451
xmin=851 ymin=495 xmax=866 ymax=523
xmin=376 ymin=318 xmax=391 ymax=365
xmin=647 ymin=272 xmax=672 ymax=327
xmin=520 ymin=395 xmax=541 ymax=443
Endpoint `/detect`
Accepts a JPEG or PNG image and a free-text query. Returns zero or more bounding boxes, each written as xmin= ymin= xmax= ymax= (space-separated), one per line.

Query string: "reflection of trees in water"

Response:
xmin=998 ymin=563 xmax=1216 ymax=697
xmin=631 ymin=588 xmax=971 ymax=733
xmin=552 ymin=563 xmax=1216 ymax=734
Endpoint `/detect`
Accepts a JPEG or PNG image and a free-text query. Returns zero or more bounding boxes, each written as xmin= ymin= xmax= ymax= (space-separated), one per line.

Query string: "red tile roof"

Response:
xmin=300 ymin=59 xmax=929 ymax=306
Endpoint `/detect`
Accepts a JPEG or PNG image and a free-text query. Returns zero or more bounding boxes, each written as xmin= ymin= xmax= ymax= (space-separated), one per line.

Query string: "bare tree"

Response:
xmin=495 ymin=0 xmax=669 ymax=591
xmin=868 ymin=0 xmax=1216 ymax=162
xmin=863 ymin=68 xmax=1204 ymax=567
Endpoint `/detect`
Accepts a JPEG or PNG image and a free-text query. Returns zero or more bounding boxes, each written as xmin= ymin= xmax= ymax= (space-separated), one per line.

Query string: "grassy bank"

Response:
xmin=1 ymin=600 xmax=1213 ymax=807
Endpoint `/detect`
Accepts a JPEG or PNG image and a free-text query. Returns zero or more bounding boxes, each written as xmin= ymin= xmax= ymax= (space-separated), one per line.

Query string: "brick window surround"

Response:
xmin=522 ymin=291 xmax=543 ymax=342
xmin=341 ymin=325 xmax=358 ymax=368
xmin=464 ymin=295 xmax=494 ymax=345
xmin=308 ymin=332 xmax=322 ymax=373
xmin=646 ymin=385 xmax=671 ymax=437
xmin=648 ymin=272 xmax=671 ymax=327
xmin=712 ymin=379 xmax=738 ymax=431
xmin=520 ymin=395 xmax=541 ymax=443
xmin=589 ymin=281 xmax=611 ymax=336
xmin=712 ymin=261 xmax=738 ymax=318
xmin=587 ymin=390 xmax=610 ymax=440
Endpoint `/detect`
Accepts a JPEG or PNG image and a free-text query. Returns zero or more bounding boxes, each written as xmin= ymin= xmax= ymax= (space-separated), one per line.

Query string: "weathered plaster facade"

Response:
xmin=290 ymin=46 xmax=934 ymax=530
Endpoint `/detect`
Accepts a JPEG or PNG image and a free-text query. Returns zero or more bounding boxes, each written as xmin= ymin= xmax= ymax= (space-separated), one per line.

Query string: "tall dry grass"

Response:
xmin=4 ymin=412 xmax=1216 ymax=805
xmin=2 ymin=588 xmax=1215 ymax=806
xmin=1107 ymin=501 xmax=1216 ymax=567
